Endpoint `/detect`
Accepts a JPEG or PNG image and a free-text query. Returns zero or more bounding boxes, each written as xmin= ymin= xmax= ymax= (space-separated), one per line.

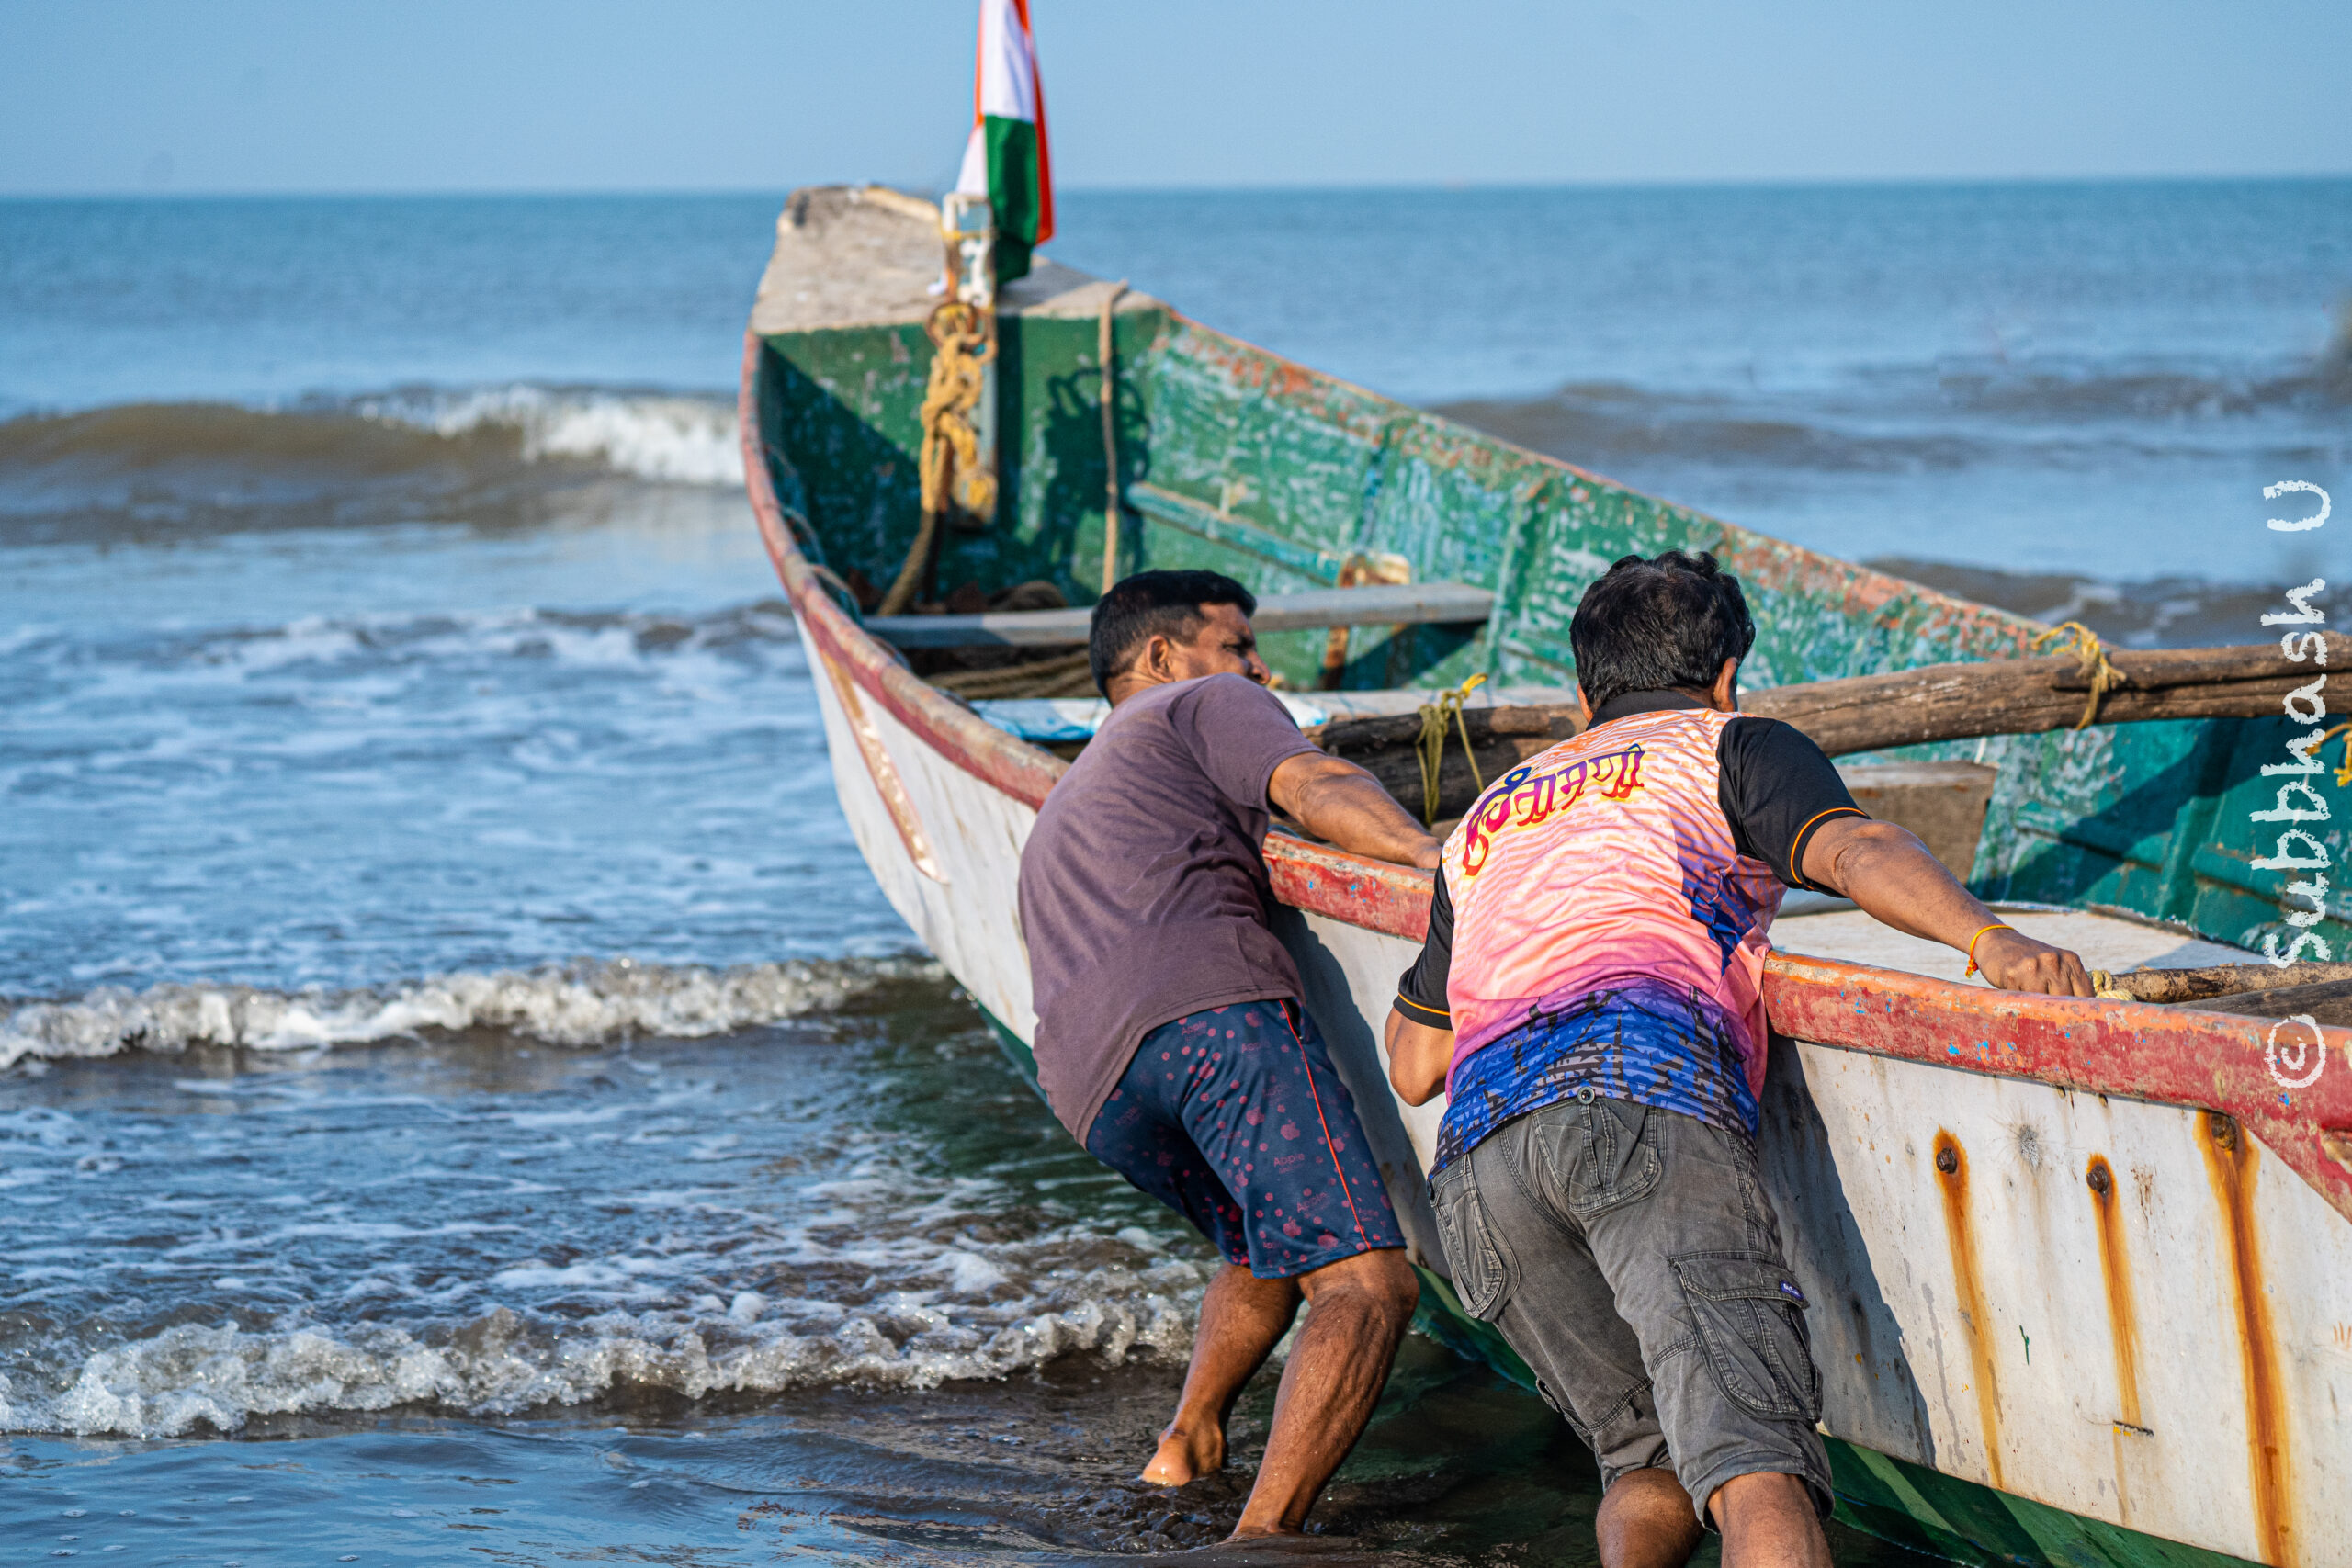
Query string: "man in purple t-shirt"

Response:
xmin=1018 ymin=570 xmax=1441 ymax=1538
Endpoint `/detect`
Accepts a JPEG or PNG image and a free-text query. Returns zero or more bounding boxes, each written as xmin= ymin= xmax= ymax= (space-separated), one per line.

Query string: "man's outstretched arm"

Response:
xmin=1799 ymin=817 xmax=2093 ymax=996
xmin=1270 ymin=751 xmax=1443 ymax=870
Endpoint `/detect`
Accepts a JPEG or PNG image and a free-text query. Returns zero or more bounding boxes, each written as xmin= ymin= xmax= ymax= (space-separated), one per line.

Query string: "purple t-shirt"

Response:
xmin=1017 ymin=673 xmax=1320 ymax=1140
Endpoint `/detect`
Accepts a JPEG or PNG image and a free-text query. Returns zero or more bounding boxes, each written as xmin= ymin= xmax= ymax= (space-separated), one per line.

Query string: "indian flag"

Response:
xmin=952 ymin=0 xmax=1054 ymax=283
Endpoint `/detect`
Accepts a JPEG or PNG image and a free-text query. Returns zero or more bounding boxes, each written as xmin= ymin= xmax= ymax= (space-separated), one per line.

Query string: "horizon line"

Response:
xmin=6 ymin=169 xmax=2351 ymax=203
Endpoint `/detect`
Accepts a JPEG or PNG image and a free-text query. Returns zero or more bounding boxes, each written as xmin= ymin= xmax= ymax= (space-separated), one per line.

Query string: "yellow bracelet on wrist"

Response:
xmin=1963 ymin=922 xmax=2012 ymax=977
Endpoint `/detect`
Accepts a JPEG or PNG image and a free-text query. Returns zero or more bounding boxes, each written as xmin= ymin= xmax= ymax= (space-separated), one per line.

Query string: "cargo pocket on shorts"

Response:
xmin=1670 ymin=1252 xmax=1821 ymax=1422
xmin=1430 ymin=1165 xmax=1509 ymax=1322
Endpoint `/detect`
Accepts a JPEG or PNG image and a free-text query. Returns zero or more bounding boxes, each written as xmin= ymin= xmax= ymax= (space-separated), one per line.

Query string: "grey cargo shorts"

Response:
xmin=1430 ymin=1093 xmax=1832 ymax=1526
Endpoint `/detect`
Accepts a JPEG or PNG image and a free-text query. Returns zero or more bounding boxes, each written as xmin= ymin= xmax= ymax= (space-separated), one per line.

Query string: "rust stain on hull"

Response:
xmin=816 ymin=649 xmax=947 ymax=883
xmin=2199 ymin=1111 xmax=2296 ymax=1567
xmin=2086 ymin=1155 xmax=2144 ymax=1427
xmin=1932 ymin=1130 xmax=2004 ymax=1492
xmin=2086 ymin=1153 xmax=2145 ymax=1525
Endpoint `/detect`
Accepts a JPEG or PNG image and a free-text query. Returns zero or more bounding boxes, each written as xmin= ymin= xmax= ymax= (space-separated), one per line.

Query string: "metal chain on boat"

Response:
xmin=876 ymin=299 xmax=998 ymax=617
xmin=2030 ymin=620 xmax=2127 ymax=729
xmin=1416 ymin=673 xmax=1487 ymax=828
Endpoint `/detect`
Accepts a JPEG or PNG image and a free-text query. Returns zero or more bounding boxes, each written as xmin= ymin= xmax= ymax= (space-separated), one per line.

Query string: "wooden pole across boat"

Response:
xmin=1312 ymin=634 xmax=2352 ymax=824
xmin=2096 ymin=961 xmax=2352 ymax=1026
xmin=1742 ymin=634 xmax=2352 ymax=755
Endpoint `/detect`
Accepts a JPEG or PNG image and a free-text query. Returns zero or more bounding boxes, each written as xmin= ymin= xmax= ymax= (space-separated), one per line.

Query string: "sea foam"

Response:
xmin=9 ymin=1250 xmax=1204 ymax=1448
xmin=0 ymin=956 xmax=941 ymax=1069
xmin=15 ymin=1246 xmax=1208 ymax=1438
xmin=361 ymin=385 xmax=744 ymax=487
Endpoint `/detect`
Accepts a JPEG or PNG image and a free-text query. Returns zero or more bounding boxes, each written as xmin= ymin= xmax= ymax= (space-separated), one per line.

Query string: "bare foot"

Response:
xmin=1139 ymin=1424 xmax=1223 ymax=1486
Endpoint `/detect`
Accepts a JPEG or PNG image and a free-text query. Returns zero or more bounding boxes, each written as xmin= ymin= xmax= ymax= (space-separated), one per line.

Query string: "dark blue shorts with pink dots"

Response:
xmin=1084 ymin=998 xmax=1406 ymax=1280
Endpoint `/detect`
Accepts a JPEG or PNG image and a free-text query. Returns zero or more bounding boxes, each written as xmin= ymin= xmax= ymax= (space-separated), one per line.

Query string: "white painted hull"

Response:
xmin=792 ymin=607 xmax=2347 ymax=1567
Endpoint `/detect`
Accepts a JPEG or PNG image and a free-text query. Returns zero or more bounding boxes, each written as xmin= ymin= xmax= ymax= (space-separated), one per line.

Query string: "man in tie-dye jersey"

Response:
xmin=1385 ymin=552 xmax=2092 ymax=1568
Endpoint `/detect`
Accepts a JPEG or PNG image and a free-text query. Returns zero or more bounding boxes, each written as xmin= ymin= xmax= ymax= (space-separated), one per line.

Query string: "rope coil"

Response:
xmin=1416 ymin=674 xmax=1487 ymax=829
xmin=876 ymin=299 xmax=997 ymax=616
xmin=2030 ymin=621 xmax=2127 ymax=729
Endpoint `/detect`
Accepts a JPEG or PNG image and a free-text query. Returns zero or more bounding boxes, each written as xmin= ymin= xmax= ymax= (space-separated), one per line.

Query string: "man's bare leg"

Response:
xmin=1141 ymin=1263 xmax=1301 ymax=1485
xmin=1710 ymin=1472 xmax=1831 ymax=1568
xmin=1229 ymin=1247 xmax=1419 ymax=1536
xmin=1595 ymin=1467 xmax=1703 ymax=1568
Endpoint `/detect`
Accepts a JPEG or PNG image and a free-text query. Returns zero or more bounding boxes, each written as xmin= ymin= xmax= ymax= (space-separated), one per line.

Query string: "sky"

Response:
xmin=3 ymin=0 xmax=2347 ymax=196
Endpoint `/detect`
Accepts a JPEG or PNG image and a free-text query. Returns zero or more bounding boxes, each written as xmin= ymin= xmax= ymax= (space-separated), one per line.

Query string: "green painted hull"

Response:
xmin=754 ymin=307 xmax=2339 ymax=964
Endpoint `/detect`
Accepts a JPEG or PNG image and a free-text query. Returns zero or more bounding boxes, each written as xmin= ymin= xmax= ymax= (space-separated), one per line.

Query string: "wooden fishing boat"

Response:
xmin=738 ymin=186 xmax=2352 ymax=1567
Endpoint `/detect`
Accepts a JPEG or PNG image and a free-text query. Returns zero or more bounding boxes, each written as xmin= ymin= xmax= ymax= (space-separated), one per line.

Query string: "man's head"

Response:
xmin=1568 ymin=550 xmax=1757 ymax=715
xmin=1089 ymin=570 xmax=1269 ymax=702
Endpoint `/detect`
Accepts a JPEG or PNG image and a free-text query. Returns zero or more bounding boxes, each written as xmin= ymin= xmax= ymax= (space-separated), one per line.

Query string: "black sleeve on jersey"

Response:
xmin=1718 ymin=716 xmax=1868 ymax=891
xmin=1394 ymin=864 xmax=1455 ymax=1027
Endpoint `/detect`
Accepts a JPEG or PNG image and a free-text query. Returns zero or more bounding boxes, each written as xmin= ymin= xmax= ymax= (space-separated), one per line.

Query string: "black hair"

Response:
xmin=1567 ymin=550 xmax=1757 ymax=714
xmin=1088 ymin=570 xmax=1258 ymax=694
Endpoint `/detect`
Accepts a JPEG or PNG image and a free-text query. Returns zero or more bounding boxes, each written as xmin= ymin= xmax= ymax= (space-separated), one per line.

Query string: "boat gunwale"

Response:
xmin=738 ymin=324 xmax=2352 ymax=1227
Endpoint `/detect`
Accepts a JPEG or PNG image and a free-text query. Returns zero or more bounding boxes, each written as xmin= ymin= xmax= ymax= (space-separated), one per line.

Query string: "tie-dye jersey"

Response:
xmin=1431 ymin=974 xmax=1758 ymax=1171
xmin=1429 ymin=706 xmax=1802 ymax=1166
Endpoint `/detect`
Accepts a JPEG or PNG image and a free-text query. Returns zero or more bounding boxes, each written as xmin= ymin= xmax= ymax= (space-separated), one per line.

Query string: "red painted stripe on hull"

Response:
xmin=1766 ymin=951 xmax=2352 ymax=1226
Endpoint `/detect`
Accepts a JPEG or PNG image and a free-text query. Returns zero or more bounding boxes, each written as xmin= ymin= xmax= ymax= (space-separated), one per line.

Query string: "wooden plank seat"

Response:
xmin=865 ymin=581 xmax=1495 ymax=649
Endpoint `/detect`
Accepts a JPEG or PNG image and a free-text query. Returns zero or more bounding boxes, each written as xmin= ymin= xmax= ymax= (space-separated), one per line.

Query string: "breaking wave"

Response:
xmin=5 ymin=594 xmax=805 ymax=686
xmin=356 ymin=385 xmax=743 ymax=487
xmin=1442 ymin=355 xmax=2348 ymax=476
xmin=0 ymin=386 xmax=742 ymax=544
xmin=6 ymin=1249 xmax=1208 ymax=1439
xmin=1868 ymin=557 xmax=2352 ymax=650
xmin=1923 ymin=359 xmax=2351 ymax=421
xmin=0 ymin=956 xmax=941 ymax=1069
xmin=0 ymin=977 xmax=1223 ymax=1439
xmin=1442 ymin=383 xmax=1983 ymax=475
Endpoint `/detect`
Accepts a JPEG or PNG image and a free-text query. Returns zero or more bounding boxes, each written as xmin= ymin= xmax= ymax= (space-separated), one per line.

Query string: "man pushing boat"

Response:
xmin=1385 ymin=551 xmax=2094 ymax=1568
xmin=1017 ymin=570 xmax=1438 ymax=1537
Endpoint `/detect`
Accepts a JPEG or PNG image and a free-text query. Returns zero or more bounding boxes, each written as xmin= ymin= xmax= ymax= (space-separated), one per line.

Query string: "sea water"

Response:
xmin=2 ymin=183 xmax=2347 ymax=1563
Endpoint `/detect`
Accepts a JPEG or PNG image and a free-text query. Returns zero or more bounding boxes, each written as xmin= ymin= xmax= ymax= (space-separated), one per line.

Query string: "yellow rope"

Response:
xmin=2323 ymin=720 xmax=2352 ymax=789
xmin=2030 ymin=621 xmax=2127 ymax=729
xmin=877 ymin=299 xmax=997 ymax=616
xmin=1416 ymin=674 xmax=1487 ymax=828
